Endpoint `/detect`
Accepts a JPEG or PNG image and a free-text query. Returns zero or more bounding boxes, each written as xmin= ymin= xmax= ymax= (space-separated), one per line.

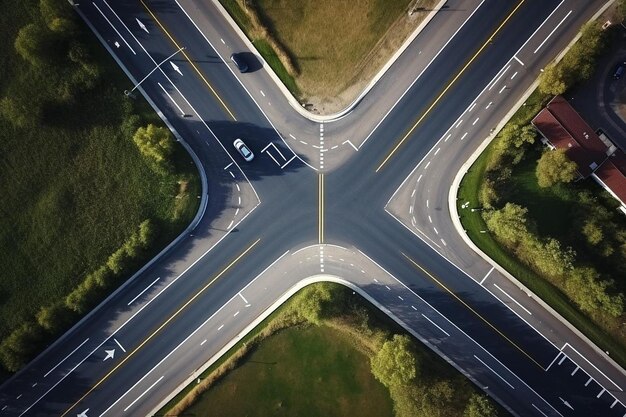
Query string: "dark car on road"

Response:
xmin=613 ymin=62 xmax=625 ymax=80
xmin=230 ymin=53 xmax=248 ymax=73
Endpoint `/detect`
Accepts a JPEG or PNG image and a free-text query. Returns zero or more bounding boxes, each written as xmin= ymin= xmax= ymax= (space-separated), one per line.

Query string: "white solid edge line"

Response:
xmin=43 ymin=338 xmax=89 ymax=378
xmin=533 ymin=10 xmax=573 ymax=54
xmin=172 ymin=0 xmax=316 ymax=171
xmin=356 ymin=248 xmax=563 ymax=416
xmin=474 ymin=355 xmax=515 ymax=389
xmin=101 ymin=0 xmax=262 ymax=205
xmin=91 ymin=2 xmax=136 ymax=55
xmin=99 ymin=251 xmax=290 ymax=416
xmin=562 ymin=342 xmax=623 ymax=392
xmin=359 ymin=0 xmax=487 ymax=149
xmin=493 ymin=283 xmax=533 ymax=315
xmin=127 ymin=277 xmax=161 ymax=306
xmin=385 ymin=0 xmax=567 ymax=209
xmin=516 ymin=0 xmax=565 ymax=55
xmin=421 ymin=313 xmax=451 ymax=337
xmin=123 ymin=375 xmax=164 ymax=412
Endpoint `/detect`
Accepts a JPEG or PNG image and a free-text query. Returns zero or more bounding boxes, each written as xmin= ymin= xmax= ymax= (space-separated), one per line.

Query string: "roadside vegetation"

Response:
xmin=160 ymin=283 xmax=506 ymax=417
xmin=0 ymin=0 xmax=199 ymax=376
xmin=219 ymin=0 xmax=439 ymax=111
xmin=458 ymin=20 xmax=626 ymax=366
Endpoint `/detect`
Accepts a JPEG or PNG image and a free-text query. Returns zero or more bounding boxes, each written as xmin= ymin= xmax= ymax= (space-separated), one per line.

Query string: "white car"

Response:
xmin=233 ymin=138 xmax=254 ymax=162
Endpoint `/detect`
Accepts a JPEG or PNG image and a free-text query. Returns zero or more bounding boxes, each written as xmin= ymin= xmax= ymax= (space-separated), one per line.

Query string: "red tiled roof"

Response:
xmin=532 ymin=96 xmax=608 ymax=178
xmin=595 ymin=149 xmax=626 ymax=203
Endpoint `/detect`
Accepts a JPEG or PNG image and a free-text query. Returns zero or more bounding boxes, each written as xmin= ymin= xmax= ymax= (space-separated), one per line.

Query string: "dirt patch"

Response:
xmin=241 ymin=0 xmax=440 ymax=114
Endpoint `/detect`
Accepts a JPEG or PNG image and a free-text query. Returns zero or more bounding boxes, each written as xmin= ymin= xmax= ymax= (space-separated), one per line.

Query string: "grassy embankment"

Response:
xmin=219 ymin=0 xmax=438 ymax=107
xmin=458 ymin=22 xmax=626 ymax=367
xmin=159 ymin=283 xmax=507 ymax=417
xmin=0 ymin=0 xmax=199 ymax=376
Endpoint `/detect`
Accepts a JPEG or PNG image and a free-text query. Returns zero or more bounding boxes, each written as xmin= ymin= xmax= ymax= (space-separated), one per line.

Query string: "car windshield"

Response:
xmin=241 ymin=146 xmax=251 ymax=157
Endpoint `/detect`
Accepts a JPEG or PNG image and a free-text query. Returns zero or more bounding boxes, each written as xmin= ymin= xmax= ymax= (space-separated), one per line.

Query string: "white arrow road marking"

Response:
xmin=77 ymin=409 xmax=89 ymax=417
xmin=558 ymin=397 xmax=574 ymax=410
xmin=135 ymin=18 xmax=149 ymax=33
xmin=170 ymin=62 xmax=183 ymax=76
xmin=103 ymin=349 xmax=115 ymax=361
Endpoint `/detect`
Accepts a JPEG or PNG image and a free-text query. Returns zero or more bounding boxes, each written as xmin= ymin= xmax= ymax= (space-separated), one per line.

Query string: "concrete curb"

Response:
xmin=448 ymin=0 xmax=626 ymax=377
xmin=149 ymin=274 xmax=516 ymax=417
xmin=211 ymin=0 xmax=446 ymax=122
xmin=1 ymin=3 xmax=211 ymax=385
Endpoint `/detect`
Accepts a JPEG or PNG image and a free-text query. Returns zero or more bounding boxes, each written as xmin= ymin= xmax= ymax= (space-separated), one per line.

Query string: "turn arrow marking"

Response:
xmin=103 ymin=349 xmax=115 ymax=362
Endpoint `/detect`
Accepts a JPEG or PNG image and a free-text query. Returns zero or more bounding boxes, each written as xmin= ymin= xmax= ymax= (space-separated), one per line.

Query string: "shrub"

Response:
xmin=370 ymin=334 xmax=417 ymax=388
xmin=464 ymin=393 xmax=499 ymax=417
xmin=0 ymin=322 xmax=46 ymax=372
xmin=132 ymin=124 xmax=174 ymax=172
xmin=36 ymin=303 xmax=75 ymax=334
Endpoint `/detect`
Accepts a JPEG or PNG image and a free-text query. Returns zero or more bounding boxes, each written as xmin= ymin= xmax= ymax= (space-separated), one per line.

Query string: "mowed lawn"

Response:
xmin=254 ymin=0 xmax=426 ymax=96
xmin=184 ymin=325 xmax=394 ymax=417
xmin=0 ymin=0 xmax=198 ymax=339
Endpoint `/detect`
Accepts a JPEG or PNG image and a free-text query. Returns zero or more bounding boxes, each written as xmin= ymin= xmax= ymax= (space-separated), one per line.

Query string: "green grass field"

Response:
xmin=185 ymin=325 xmax=394 ymax=417
xmin=0 ymin=0 xmax=198 ymax=350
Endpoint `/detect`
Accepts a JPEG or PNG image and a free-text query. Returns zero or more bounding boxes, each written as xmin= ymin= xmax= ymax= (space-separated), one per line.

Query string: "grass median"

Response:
xmin=219 ymin=0 xmax=439 ymax=112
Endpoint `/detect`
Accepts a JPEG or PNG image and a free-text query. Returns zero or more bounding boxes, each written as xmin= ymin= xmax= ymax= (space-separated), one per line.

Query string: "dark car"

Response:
xmin=230 ymin=53 xmax=248 ymax=73
xmin=613 ymin=62 xmax=625 ymax=80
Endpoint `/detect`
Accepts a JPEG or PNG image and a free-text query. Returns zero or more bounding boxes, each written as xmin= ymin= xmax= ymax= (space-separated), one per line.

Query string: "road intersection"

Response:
xmin=1 ymin=0 xmax=625 ymax=416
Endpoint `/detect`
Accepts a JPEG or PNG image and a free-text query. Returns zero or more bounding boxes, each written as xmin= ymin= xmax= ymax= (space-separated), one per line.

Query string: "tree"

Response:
xmin=536 ymin=148 xmax=577 ymax=188
xmin=297 ymin=284 xmax=333 ymax=325
xmin=464 ymin=394 xmax=499 ymax=417
xmin=484 ymin=203 xmax=533 ymax=247
xmin=419 ymin=380 xmax=455 ymax=417
xmin=539 ymin=63 xmax=567 ymax=96
xmin=582 ymin=221 xmax=604 ymax=246
xmin=533 ymin=238 xmax=575 ymax=278
xmin=132 ymin=124 xmax=174 ymax=171
xmin=370 ymin=335 xmax=417 ymax=388
xmin=565 ymin=267 xmax=624 ymax=317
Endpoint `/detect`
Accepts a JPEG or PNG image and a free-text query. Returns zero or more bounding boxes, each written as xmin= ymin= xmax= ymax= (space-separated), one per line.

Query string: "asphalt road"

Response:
xmin=1 ymin=0 xmax=625 ymax=416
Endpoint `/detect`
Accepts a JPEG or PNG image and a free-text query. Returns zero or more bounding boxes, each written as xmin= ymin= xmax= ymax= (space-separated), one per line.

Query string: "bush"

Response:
xmin=370 ymin=334 xmax=417 ymax=388
xmin=132 ymin=124 xmax=174 ymax=172
xmin=36 ymin=303 xmax=75 ymax=334
xmin=464 ymin=393 xmax=499 ymax=417
xmin=0 ymin=322 xmax=46 ymax=372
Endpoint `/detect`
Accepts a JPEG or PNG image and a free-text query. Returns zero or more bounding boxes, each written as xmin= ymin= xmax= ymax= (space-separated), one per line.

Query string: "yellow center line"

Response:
xmin=139 ymin=0 xmax=237 ymax=121
xmin=401 ymin=252 xmax=545 ymax=370
xmin=375 ymin=0 xmax=525 ymax=173
xmin=61 ymin=238 xmax=261 ymax=417
xmin=319 ymin=174 xmax=324 ymax=243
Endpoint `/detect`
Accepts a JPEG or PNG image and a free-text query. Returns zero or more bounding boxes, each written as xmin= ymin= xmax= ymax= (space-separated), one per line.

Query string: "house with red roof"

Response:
xmin=532 ymin=96 xmax=626 ymax=214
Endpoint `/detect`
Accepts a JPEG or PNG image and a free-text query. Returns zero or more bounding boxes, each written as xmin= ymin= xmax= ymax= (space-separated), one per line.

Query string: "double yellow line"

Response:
xmin=61 ymin=239 xmax=260 ymax=417
xmin=139 ymin=0 xmax=237 ymax=120
xmin=318 ymin=174 xmax=325 ymax=243
xmin=401 ymin=252 xmax=545 ymax=370
xmin=375 ymin=0 xmax=525 ymax=172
